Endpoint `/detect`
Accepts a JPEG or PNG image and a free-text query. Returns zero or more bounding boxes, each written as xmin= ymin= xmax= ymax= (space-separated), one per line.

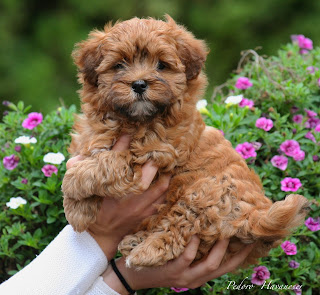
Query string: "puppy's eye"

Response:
xmin=157 ymin=61 xmax=166 ymax=70
xmin=114 ymin=63 xmax=124 ymax=70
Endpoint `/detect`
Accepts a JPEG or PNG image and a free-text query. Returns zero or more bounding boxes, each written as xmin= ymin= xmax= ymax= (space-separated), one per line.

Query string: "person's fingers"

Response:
xmin=139 ymin=161 xmax=158 ymax=190
xmin=174 ymin=236 xmax=201 ymax=269
xmin=141 ymin=174 xmax=170 ymax=202
xmin=112 ymin=134 xmax=131 ymax=151
xmin=66 ymin=155 xmax=84 ymax=169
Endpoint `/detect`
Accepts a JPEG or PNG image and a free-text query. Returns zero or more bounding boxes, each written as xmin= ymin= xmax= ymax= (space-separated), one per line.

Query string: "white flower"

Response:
xmin=43 ymin=152 xmax=65 ymax=164
xmin=6 ymin=197 xmax=27 ymax=209
xmin=14 ymin=136 xmax=37 ymax=144
xmin=224 ymin=95 xmax=243 ymax=105
xmin=196 ymin=99 xmax=208 ymax=110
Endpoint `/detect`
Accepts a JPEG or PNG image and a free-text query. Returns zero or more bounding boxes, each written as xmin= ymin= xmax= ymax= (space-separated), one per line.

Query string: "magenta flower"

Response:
xmin=42 ymin=164 xmax=58 ymax=177
xmin=235 ymin=77 xmax=253 ymax=90
xmin=318 ymin=78 xmax=320 ymax=87
xmin=255 ymin=117 xmax=273 ymax=131
xmin=313 ymin=155 xmax=319 ymax=162
xmin=305 ymin=117 xmax=320 ymax=129
xmin=270 ymin=155 xmax=288 ymax=171
xmin=292 ymin=34 xmax=313 ymax=50
xmin=3 ymin=154 xmax=19 ymax=170
xmin=219 ymin=130 xmax=225 ymax=136
xmin=251 ymin=266 xmax=270 ymax=285
xmin=293 ymin=114 xmax=303 ymax=124
xmin=305 ymin=217 xmax=320 ymax=232
xmin=306 ymin=66 xmax=319 ymax=74
xmin=292 ymin=149 xmax=305 ymax=161
xmin=305 ymin=131 xmax=316 ymax=143
xmin=280 ymin=140 xmax=301 ymax=157
xmin=22 ymin=112 xmax=43 ymax=130
xmin=305 ymin=109 xmax=317 ymax=118
xmin=239 ymin=98 xmax=254 ymax=109
xmin=293 ymin=285 xmax=302 ymax=295
xmin=21 ymin=178 xmax=28 ymax=184
xmin=315 ymin=125 xmax=320 ymax=132
xmin=281 ymin=177 xmax=302 ymax=192
xmin=171 ymin=288 xmax=189 ymax=293
xmin=289 ymin=260 xmax=300 ymax=269
xmin=235 ymin=142 xmax=257 ymax=159
xmin=281 ymin=241 xmax=297 ymax=255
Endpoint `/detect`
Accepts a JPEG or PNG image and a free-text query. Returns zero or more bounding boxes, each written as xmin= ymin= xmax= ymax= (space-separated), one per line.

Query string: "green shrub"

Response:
xmin=1 ymin=37 xmax=319 ymax=294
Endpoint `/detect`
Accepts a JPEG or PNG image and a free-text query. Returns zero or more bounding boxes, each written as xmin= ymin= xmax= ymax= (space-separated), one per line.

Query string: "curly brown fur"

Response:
xmin=62 ymin=15 xmax=309 ymax=267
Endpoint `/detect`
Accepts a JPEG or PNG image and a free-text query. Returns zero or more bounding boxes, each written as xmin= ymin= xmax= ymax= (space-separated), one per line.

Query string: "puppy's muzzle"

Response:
xmin=132 ymin=80 xmax=148 ymax=94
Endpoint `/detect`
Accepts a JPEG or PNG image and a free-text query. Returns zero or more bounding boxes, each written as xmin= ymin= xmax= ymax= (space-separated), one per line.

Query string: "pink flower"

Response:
xmin=318 ymin=78 xmax=320 ymax=87
xmin=235 ymin=77 xmax=253 ymax=90
xmin=293 ymin=285 xmax=302 ymax=295
xmin=22 ymin=112 xmax=43 ymax=130
xmin=292 ymin=150 xmax=305 ymax=161
xmin=42 ymin=164 xmax=58 ymax=177
xmin=280 ymin=140 xmax=301 ymax=157
xmin=270 ymin=155 xmax=288 ymax=171
xmin=251 ymin=266 xmax=270 ymax=285
xmin=219 ymin=130 xmax=225 ymax=136
xmin=293 ymin=34 xmax=313 ymax=50
xmin=289 ymin=260 xmax=300 ymax=269
xmin=255 ymin=117 xmax=273 ymax=131
xmin=305 ymin=109 xmax=317 ymax=118
xmin=305 ymin=117 xmax=320 ymax=128
xmin=3 ymin=154 xmax=19 ymax=170
xmin=281 ymin=241 xmax=297 ymax=255
xmin=235 ymin=142 xmax=257 ymax=159
xmin=306 ymin=66 xmax=319 ymax=74
xmin=293 ymin=115 xmax=303 ymax=124
xmin=239 ymin=98 xmax=254 ymax=109
xmin=171 ymin=288 xmax=189 ymax=293
xmin=305 ymin=217 xmax=320 ymax=232
xmin=315 ymin=125 xmax=320 ymax=132
xmin=281 ymin=177 xmax=302 ymax=192
xmin=305 ymin=131 xmax=316 ymax=143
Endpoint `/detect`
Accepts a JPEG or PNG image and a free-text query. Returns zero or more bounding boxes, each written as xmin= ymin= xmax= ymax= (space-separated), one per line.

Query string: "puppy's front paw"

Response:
xmin=118 ymin=231 xmax=149 ymax=256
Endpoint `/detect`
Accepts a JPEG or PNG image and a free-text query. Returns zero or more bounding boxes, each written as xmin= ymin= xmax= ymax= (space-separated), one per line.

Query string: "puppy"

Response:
xmin=62 ymin=15 xmax=309 ymax=268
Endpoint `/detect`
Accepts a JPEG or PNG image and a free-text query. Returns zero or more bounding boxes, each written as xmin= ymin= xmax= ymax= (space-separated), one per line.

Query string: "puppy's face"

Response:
xmin=73 ymin=16 xmax=208 ymax=123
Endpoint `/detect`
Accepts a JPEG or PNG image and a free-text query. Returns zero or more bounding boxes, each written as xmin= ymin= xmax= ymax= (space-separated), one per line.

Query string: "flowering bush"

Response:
xmin=1 ymin=36 xmax=319 ymax=294
xmin=0 ymin=102 xmax=74 ymax=279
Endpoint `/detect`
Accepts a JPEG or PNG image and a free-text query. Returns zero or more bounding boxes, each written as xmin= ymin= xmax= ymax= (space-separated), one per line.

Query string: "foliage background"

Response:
xmin=1 ymin=0 xmax=320 ymax=116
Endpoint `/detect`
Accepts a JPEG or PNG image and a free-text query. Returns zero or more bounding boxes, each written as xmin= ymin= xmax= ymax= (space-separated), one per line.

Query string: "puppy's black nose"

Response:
xmin=132 ymin=80 xmax=148 ymax=94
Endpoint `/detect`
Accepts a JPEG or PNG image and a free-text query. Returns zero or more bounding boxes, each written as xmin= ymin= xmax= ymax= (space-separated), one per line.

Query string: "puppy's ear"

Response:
xmin=72 ymin=28 xmax=108 ymax=86
xmin=165 ymin=14 xmax=208 ymax=80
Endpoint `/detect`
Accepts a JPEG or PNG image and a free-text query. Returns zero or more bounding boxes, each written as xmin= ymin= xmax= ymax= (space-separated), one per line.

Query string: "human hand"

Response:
xmin=66 ymin=135 xmax=170 ymax=260
xmin=103 ymin=236 xmax=255 ymax=294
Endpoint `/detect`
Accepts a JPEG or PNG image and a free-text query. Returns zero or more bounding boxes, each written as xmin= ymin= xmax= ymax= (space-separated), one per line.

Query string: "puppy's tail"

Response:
xmin=250 ymin=194 xmax=310 ymax=240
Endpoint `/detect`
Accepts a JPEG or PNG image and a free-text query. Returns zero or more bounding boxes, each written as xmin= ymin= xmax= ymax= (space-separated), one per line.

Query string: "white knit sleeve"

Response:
xmin=0 ymin=225 xmax=108 ymax=295
xmin=85 ymin=277 xmax=121 ymax=295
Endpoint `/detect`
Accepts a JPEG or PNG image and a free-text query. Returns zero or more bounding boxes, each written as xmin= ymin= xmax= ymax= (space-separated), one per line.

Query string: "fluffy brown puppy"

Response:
xmin=62 ymin=15 xmax=309 ymax=268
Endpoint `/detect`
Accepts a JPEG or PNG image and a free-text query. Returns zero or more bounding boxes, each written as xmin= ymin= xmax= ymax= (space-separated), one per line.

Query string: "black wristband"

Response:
xmin=110 ymin=259 xmax=136 ymax=295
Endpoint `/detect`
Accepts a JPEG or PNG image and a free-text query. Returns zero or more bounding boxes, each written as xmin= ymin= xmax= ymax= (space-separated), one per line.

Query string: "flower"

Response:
xmin=225 ymin=94 xmax=243 ymax=105
xmin=239 ymin=98 xmax=254 ymax=109
xmin=14 ymin=146 xmax=21 ymax=152
xmin=318 ymin=78 xmax=320 ymax=87
xmin=292 ymin=34 xmax=313 ymax=50
xmin=281 ymin=177 xmax=302 ymax=192
xmin=6 ymin=197 xmax=27 ymax=209
xmin=280 ymin=140 xmax=301 ymax=157
xmin=313 ymin=155 xmax=319 ymax=162
xmin=21 ymin=178 xmax=28 ymax=184
xmin=305 ymin=217 xmax=320 ymax=232
xmin=22 ymin=112 xmax=43 ymax=130
xmin=251 ymin=266 xmax=270 ymax=285
xmin=305 ymin=109 xmax=317 ymax=118
xmin=293 ymin=285 xmax=302 ymax=295
xmin=305 ymin=117 xmax=320 ymax=129
xmin=293 ymin=114 xmax=303 ymax=124
xmin=3 ymin=154 xmax=19 ymax=170
xmin=289 ymin=260 xmax=300 ymax=269
xmin=2 ymin=100 xmax=11 ymax=106
xmin=270 ymin=155 xmax=288 ymax=171
xmin=315 ymin=125 xmax=320 ymax=132
xmin=292 ymin=150 xmax=305 ymax=161
xmin=255 ymin=117 xmax=273 ymax=131
xmin=281 ymin=241 xmax=297 ymax=255
xmin=196 ymin=99 xmax=207 ymax=110
xmin=14 ymin=136 xmax=37 ymax=144
xmin=235 ymin=142 xmax=257 ymax=159
xmin=42 ymin=164 xmax=58 ymax=177
xmin=43 ymin=152 xmax=65 ymax=165
xmin=235 ymin=77 xmax=253 ymax=90
xmin=305 ymin=131 xmax=316 ymax=143
xmin=171 ymin=288 xmax=189 ymax=293
xmin=306 ymin=66 xmax=319 ymax=74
